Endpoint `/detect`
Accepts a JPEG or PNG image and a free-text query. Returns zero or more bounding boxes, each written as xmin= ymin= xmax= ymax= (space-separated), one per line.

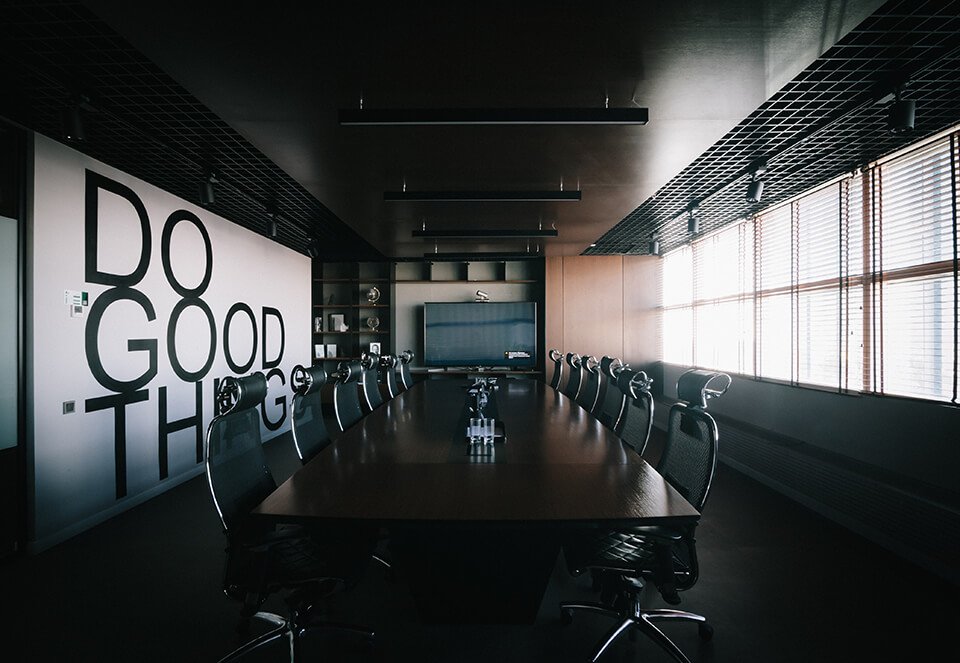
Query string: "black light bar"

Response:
xmin=385 ymin=190 xmax=581 ymax=202
xmin=422 ymin=251 xmax=542 ymax=261
xmin=413 ymin=228 xmax=558 ymax=238
xmin=340 ymin=107 xmax=649 ymax=126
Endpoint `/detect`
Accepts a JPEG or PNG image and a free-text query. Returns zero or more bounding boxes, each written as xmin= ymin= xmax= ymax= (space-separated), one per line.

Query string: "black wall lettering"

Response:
xmin=166 ymin=298 xmax=217 ymax=382
xmin=224 ymin=302 xmax=258 ymax=374
xmin=161 ymin=210 xmax=213 ymax=297
xmin=85 ymin=170 xmax=151 ymax=287
xmin=85 ymin=287 xmax=158 ymax=393
xmin=85 ymin=389 xmax=150 ymax=499
xmin=261 ymin=368 xmax=287 ymax=431
xmin=261 ymin=306 xmax=285 ymax=370
xmin=158 ymin=381 xmax=204 ymax=480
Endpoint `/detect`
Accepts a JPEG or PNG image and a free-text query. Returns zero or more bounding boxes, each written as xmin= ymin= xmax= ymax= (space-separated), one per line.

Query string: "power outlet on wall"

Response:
xmin=62 ymin=400 xmax=75 ymax=414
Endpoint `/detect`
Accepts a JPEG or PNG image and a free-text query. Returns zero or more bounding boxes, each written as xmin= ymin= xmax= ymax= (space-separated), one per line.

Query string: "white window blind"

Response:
xmin=660 ymin=127 xmax=960 ymax=404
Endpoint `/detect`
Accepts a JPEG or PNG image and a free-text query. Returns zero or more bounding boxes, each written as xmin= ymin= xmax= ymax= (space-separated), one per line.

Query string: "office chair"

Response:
xmin=359 ymin=352 xmax=385 ymax=412
xmin=561 ymin=352 xmax=583 ymax=400
xmin=575 ymin=355 xmax=602 ymax=413
xmin=595 ymin=356 xmax=627 ymax=430
xmin=332 ymin=360 xmax=365 ymax=432
xmin=397 ymin=349 xmax=415 ymax=391
xmin=548 ymin=349 xmax=564 ymax=390
xmin=559 ymin=368 xmax=731 ymax=663
xmin=205 ymin=373 xmax=374 ymax=662
xmin=290 ymin=364 xmax=333 ymax=465
xmin=380 ymin=354 xmax=402 ymax=399
xmin=614 ymin=368 xmax=655 ymax=456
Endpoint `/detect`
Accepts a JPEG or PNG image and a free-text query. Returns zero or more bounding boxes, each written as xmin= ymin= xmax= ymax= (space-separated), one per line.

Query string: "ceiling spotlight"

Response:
xmin=265 ymin=202 xmax=279 ymax=238
xmin=888 ymin=86 xmax=915 ymax=134
xmin=648 ymin=236 xmax=660 ymax=255
xmin=306 ymin=239 xmax=320 ymax=259
xmin=687 ymin=202 xmax=700 ymax=234
xmin=746 ymin=159 xmax=767 ymax=204
xmin=199 ymin=167 xmax=219 ymax=206
xmin=61 ymin=100 xmax=86 ymax=142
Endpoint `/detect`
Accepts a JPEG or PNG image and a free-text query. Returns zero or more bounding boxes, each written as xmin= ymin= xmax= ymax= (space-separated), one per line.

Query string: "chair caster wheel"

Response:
xmin=698 ymin=622 xmax=714 ymax=641
xmin=560 ymin=609 xmax=573 ymax=626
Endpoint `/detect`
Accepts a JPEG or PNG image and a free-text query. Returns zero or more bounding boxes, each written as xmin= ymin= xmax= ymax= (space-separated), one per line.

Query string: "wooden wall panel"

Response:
xmin=544 ymin=257 xmax=564 ymax=357
xmin=622 ymin=255 xmax=662 ymax=368
xmin=561 ymin=256 xmax=623 ymax=360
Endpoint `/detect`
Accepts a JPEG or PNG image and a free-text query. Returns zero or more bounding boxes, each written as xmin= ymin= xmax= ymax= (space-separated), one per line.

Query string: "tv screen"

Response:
xmin=424 ymin=301 xmax=537 ymax=368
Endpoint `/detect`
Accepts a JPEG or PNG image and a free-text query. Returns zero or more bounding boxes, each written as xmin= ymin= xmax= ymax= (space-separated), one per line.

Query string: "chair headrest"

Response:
xmin=360 ymin=351 xmax=380 ymax=369
xmin=399 ymin=349 xmax=415 ymax=364
xmin=677 ymin=369 xmax=731 ymax=409
xmin=380 ymin=354 xmax=398 ymax=368
xmin=291 ymin=364 xmax=327 ymax=396
xmin=565 ymin=352 xmax=581 ymax=368
xmin=583 ymin=355 xmax=600 ymax=374
xmin=218 ymin=372 xmax=267 ymax=414
xmin=616 ymin=368 xmax=653 ymax=399
xmin=600 ymin=356 xmax=626 ymax=378
xmin=336 ymin=360 xmax=363 ymax=384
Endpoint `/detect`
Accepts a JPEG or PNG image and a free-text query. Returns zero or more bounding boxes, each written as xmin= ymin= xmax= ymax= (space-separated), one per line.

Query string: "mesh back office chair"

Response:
xmin=205 ymin=373 xmax=374 ymax=662
xmin=560 ymin=369 xmax=731 ymax=663
xmin=575 ymin=355 xmax=602 ymax=412
xmin=333 ymin=360 xmax=365 ymax=432
xmin=596 ymin=357 xmax=627 ymax=430
xmin=397 ymin=350 xmax=415 ymax=391
xmin=380 ymin=354 xmax=402 ymax=399
xmin=290 ymin=364 xmax=332 ymax=465
xmin=615 ymin=368 xmax=655 ymax=456
xmin=561 ymin=352 xmax=583 ymax=400
xmin=359 ymin=352 xmax=385 ymax=412
xmin=548 ymin=349 xmax=564 ymax=390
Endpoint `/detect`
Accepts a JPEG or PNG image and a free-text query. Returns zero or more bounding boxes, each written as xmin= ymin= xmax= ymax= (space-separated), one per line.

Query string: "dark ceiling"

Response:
xmin=4 ymin=1 xmax=959 ymax=261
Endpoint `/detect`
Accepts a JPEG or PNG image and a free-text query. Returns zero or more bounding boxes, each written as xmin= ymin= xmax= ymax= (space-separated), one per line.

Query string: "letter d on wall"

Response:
xmin=85 ymin=170 xmax=152 ymax=287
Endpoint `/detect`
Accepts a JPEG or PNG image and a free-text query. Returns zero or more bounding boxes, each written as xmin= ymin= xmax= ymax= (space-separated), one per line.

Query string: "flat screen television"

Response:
xmin=424 ymin=301 xmax=537 ymax=368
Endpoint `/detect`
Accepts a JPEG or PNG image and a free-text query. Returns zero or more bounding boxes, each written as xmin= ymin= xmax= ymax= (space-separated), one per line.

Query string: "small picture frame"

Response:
xmin=313 ymin=344 xmax=324 ymax=359
xmin=369 ymin=342 xmax=381 ymax=355
xmin=325 ymin=344 xmax=338 ymax=358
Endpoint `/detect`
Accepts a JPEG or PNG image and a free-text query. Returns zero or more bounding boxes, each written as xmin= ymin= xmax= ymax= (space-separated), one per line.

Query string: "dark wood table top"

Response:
xmin=252 ymin=379 xmax=700 ymax=526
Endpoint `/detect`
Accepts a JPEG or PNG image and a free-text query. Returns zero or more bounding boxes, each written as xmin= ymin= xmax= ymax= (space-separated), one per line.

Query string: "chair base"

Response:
xmin=560 ymin=595 xmax=712 ymax=663
xmin=218 ymin=609 xmax=375 ymax=663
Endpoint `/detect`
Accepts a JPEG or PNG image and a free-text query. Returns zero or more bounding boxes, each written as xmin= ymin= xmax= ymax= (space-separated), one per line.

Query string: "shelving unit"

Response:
xmin=310 ymin=258 xmax=546 ymax=376
xmin=311 ymin=261 xmax=392 ymax=366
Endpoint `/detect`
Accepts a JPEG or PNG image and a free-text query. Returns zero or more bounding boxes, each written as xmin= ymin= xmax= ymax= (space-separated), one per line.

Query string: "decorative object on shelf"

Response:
xmin=313 ymin=344 xmax=324 ymax=359
xmin=325 ymin=344 xmax=337 ymax=358
xmin=313 ymin=316 xmax=323 ymax=333
xmin=366 ymin=316 xmax=380 ymax=331
xmin=365 ymin=286 xmax=381 ymax=303
xmin=369 ymin=342 xmax=381 ymax=355
xmin=327 ymin=293 xmax=335 ymax=304
xmin=329 ymin=313 xmax=348 ymax=332
xmin=475 ymin=289 xmax=490 ymax=302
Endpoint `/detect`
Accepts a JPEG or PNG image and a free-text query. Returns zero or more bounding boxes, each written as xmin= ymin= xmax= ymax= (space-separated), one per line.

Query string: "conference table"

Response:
xmin=251 ymin=377 xmax=699 ymax=624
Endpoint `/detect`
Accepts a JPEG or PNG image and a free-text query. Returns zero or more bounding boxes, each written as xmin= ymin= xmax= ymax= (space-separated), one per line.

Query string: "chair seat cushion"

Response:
xmin=563 ymin=530 xmax=658 ymax=575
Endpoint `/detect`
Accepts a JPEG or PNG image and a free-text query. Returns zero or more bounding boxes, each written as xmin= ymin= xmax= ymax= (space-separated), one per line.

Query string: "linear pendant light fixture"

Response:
xmin=385 ymin=190 xmax=580 ymax=202
xmin=413 ymin=228 xmax=558 ymax=238
xmin=340 ymin=107 xmax=648 ymax=126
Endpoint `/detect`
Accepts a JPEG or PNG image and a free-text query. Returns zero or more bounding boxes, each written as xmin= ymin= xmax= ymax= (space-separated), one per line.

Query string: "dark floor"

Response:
xmin=2 ymin=431 xmax=958 ymax=663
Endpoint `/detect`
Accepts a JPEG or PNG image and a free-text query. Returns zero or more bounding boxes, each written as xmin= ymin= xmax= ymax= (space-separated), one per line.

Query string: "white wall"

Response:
xmin=28 ymin=135 xmax=310 ymax=551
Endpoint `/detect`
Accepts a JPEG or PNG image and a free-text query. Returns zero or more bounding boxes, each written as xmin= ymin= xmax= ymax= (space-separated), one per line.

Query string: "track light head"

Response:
xmin=746 ymin=178 xmax=764 ymax=203
xmin=648 ymin=237 xmax=660 ymax=255
xmin=199 ymin=167 xmax=219 ymax=206
xmin=306 ymin=239 xmax=320 ymax=259
xmin=265 ymin=202 xmax=279 ymax=237
xmin=267 ymin=219 xmax=278 ymax=238
xmin=887 ymin=89 xmax=915 ymax=134
xmin=686 ymin=202 xmax=700 ymax=234
xmin=61 ymin=104 xmax=85 ymax=142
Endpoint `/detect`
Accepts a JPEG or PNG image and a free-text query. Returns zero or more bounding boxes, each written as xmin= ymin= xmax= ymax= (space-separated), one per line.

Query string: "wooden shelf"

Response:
xmin=313 ymin=304 xmax=389 ymax=308
xmin=314 ymin=278 xmax=390 ymax=283
xmin=314 ymin=331 xmax=389 ymax=335
xmin=394 ymin=279 xmax=538 ymax=284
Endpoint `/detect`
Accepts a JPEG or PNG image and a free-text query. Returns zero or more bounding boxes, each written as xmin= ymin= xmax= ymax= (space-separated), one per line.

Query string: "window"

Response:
xmin=661 ymin=128 xmax=959 ymax=404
